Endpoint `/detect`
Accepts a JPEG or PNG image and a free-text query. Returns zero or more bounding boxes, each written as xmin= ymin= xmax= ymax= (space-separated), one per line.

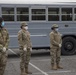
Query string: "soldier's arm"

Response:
xmin=4 ymin=29 xmax=10 ymax=49
xmin=50 ymin=33 xmax=59 ymax=47
xmin=60 ymin=33 xmax=62 ymax=45
xmin=18 ymin=31 xmax=24 ymax=47
xmin=60 ymin=36 xmax=62 ymax=45
xmin=29 ymin=36 xmax=32 ymax=48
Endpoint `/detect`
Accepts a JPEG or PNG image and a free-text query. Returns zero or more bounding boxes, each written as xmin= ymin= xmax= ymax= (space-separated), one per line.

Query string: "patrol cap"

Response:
xmin=51 ymin=24 xmax=59 ymax=30
xmin=21 ymin=22 xmax=28 ymax=28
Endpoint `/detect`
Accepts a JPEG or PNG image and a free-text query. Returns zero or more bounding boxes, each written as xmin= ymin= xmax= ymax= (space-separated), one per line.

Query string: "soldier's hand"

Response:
xmin=23 ymin=47 xmax=27 ymax=51
xmin=3 ymin=47 xmax=6 ymax=52
xmin=59 ymin=44 xmax=62 ymax=48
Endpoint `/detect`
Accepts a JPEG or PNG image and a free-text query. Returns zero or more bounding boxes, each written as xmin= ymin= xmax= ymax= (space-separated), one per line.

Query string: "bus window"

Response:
xmin=48 ymin=8 xmax=59 ymax=21
xmin=74 ymin=8 xmax=76 ymax=21
xmin=61 ymin=8 xmax=72 ymax=21
xmin=17 ymin=7 xmax=29 ymax=21
xmin=2 ymin=7 xmax=14 ymax=21
xmin=31 ymin=9 xmax=46 ymax=21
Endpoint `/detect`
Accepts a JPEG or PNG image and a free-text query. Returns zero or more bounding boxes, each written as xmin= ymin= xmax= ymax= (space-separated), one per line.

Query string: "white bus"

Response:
xmin=0 ymin=0 xmax=76 ymax=55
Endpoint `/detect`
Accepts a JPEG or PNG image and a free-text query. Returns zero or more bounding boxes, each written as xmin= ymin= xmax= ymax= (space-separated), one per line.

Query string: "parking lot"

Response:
xmin=4 ymin=49 xmax=76 ymax=75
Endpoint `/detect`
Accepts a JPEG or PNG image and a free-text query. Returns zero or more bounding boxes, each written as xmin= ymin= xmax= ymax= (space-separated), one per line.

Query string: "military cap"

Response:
xmin=20 ymin=22 xmax=28 ymax=29
xmin=21 ymin=22 xmax=28 ymax=27
xmin=51 ymin=24 xmax=59 ymax=29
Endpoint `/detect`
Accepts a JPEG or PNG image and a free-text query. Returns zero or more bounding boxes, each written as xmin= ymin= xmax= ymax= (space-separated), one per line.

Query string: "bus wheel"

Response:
xmin=61 ymin=37 xmax=76 ymax=55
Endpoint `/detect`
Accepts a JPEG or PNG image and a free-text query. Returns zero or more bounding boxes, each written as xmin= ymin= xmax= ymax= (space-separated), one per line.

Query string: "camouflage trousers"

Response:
xmin=50 ymin=48 xmax=61 ymax=65
xmin=19 ymin=46 xmax=31 ymax=70
xmin=0 ymin=52 xmax=8 ymax=75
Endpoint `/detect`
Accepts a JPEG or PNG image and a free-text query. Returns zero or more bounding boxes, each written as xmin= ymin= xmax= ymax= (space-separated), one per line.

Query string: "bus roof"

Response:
xmin=0 ymin=0 xmax=76 ymax=5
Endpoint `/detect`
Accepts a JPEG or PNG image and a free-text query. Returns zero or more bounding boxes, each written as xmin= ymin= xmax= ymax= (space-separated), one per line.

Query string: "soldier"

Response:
xmin=18 ymin=22 xmax=32 ymax=75
xmin=49 ymin=24 xmax=63 ymax=70
xmin=0 ymin=17 xmax=9 ymax=75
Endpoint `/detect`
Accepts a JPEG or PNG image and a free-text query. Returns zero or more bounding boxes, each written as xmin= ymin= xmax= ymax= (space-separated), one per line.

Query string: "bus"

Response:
xmin=0 ymin=0 xmax=76 ymax=55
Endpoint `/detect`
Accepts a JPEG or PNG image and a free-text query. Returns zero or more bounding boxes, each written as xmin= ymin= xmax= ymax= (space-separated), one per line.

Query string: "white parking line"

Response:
xmin=30 ymin=63 xmax=48 ymax=75
xmin=8 ymin=49 xmax=18 ymax=55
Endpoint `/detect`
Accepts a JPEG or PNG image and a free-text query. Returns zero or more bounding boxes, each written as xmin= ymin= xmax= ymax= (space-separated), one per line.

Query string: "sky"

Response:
xmin=0 ymin=0 xmax=76 ymax=4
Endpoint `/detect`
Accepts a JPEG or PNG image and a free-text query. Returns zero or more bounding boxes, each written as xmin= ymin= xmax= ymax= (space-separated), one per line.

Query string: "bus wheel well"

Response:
xmin=62 ymin=35 xmax=76 ymax=39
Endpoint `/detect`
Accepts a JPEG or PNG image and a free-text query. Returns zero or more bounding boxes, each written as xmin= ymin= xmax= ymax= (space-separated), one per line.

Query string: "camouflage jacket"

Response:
xmin=49 ymin=31 xmax=62 ymax=48
xmin=18 ymin=29 xmax=32 ymax=48
xmin=0 ymin=28 xmax=9 ymax=49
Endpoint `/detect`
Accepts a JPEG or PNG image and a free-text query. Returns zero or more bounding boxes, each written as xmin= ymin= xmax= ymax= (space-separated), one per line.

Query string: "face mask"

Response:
xmin=1 ymin=21 xmax=5 ymax=27
xmin=24 ymin=26 xmax=28 ymax=30
xmin=55 ymin=28 xmax=59 ymax=32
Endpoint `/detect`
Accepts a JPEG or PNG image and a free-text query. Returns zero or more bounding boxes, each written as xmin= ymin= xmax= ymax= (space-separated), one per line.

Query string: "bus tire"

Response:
xmin=61 ymin=37 xmax=76 ymax=55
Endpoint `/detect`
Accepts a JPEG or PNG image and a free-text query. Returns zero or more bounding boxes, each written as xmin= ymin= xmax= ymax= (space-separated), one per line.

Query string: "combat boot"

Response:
xmin=52 ymin=63 xmax=57 ymax=70
xmin=21 ymin=69 xmax=27 ymax=75
xmin=25 ymin=67 xmax=32 ymax=74
xmin=57 ymin=64 xmax=63 ymax=69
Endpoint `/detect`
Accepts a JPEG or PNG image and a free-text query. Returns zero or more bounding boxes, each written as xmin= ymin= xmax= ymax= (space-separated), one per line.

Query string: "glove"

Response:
xmin=3 ymin=47 xmax=6 ymax=52
xmin=23 ymin=47 xmax=27 ymax=51
xmin=30 ymin=48 xmax=32 ymax=52
xmin=59 ymin=44 xmax=62 ymax=48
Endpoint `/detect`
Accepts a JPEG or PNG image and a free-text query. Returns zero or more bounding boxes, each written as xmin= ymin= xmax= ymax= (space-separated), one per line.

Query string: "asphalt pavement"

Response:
xmin=4 ymin=49 xmax=76 ymax=75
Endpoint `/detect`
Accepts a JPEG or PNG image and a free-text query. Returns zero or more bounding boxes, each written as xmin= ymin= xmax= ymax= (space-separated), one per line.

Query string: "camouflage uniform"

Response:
xmin=18 ymin=22 xmax=32 ymax=75
xmin=0 ymin=28 xmax=9 ymax=75
xmin=49 ymin=24 xmax=63 ymax=70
